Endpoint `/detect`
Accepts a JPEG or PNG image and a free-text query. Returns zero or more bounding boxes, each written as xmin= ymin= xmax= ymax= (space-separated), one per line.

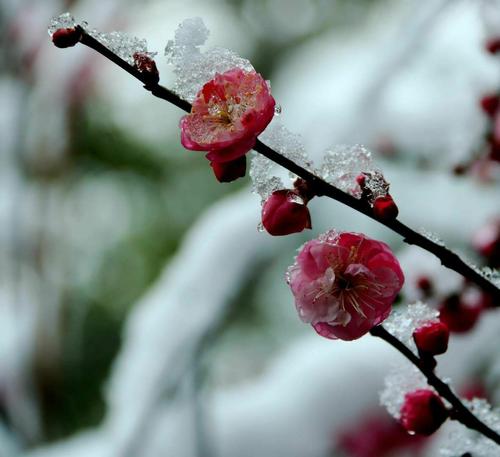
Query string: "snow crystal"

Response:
xmin=250 ymin=121 xmax=313 ymax=201
xmin=418 ymin=228 xmax=446 ymax=247
xmin=380 ymin=363 xmax=431 ymax=420
xmin=440 ymin=398 xmax=500 ymax=457
xmin=87 ymin=28 xmax=153 ymax=65
xmin=363 ymin=170 xmax=390 ymax=200
xmin=383 ymin=302 xmax=439 ymax=353
xmin=259 ymin=121 xmax=312 ymax=173
xmin=319 ymin=144 xmax=377 ymax=198
xmin=249 ymin=153 xmax=284 ymax=202
xmin=165 ymin=18 xmax=254 ymax=102
xmin=48 ymin=13 xmax=155 ymax=66
xmin=48 ymin=12 xmax=76 ymax=35
xmin=476 ymin=266 xmax=500 ymax=288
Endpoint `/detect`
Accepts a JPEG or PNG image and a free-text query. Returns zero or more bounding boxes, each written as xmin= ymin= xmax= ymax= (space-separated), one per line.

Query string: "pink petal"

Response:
xmin=205 ymin=135 xmax=257 ymax=163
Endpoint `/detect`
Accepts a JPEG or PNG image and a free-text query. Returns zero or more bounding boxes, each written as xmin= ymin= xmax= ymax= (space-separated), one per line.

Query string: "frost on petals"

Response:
xmin=180 ymin=68 xmax=275 ymax=167
xmin=286 ymin=231 xmax=404 ymax=341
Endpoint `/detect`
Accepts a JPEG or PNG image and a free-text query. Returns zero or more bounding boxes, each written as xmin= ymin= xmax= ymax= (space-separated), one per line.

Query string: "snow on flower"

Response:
xmin=180 ymin=68 xmax=275 ymax=165
xmin=286 ymin=230 xmax=404 ymax=341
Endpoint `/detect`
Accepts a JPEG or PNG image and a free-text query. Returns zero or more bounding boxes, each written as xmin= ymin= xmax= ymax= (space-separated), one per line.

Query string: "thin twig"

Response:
xmin=370 ymin=325 xmax=500 ymax=446
xmin=76 ymin=26 xmax=500 ymax=303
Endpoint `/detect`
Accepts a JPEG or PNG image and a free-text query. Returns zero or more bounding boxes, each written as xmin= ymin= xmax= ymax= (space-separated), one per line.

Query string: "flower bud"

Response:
xmin=262 ymin=190 xmax=311 ymax=236
xmin=479 ymin=94 xmax=500 ymax=117
xmin=209 ymin=156 xmax=246 ymax=182
xmin=400 ymin=390 xmax=448 ymax=436
xmin=438 ymin=294 xmax=482 ymax=333
xmin=293 ymin=178 xmax=314 ymax=203
xmin=413 ymin=321 xmax=449 ymax=355
xmin=52 ymin=27 xmax=82 ymax=48
xmin=356 ymin=173 xmax=366 ymax=187
xmin=485 ymin=37 xmax=500 ymax=54
xmin=416 ymin=276 xmax=433 ymax=296
xmin=373 ymin=195 xmax=399 ymax=220
xmin=133 ymin=52 xmax=160 ymax=84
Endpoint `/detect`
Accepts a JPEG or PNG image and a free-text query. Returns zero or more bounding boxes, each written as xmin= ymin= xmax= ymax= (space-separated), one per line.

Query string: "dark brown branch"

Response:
xmin=370 ymin=325 xmax=500 ymax=446
xmin=75 ymin=26 xmax=500 ymax=303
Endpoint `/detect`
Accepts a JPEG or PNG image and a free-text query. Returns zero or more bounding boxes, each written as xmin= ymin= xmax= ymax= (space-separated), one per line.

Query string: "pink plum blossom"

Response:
xmin=287 ymin=231 xmax=404 ymax=341
xmin=180 ymin=68 xmax=275 ymax=164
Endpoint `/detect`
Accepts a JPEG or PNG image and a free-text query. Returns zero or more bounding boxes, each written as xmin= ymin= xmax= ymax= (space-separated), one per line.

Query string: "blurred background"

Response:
xmin=1 ymin=0 xmax=500 ymax=456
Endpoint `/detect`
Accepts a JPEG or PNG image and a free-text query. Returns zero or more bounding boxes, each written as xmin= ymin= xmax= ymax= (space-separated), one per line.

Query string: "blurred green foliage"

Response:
xmin=35 ymin=107 xmax=245 ymax=441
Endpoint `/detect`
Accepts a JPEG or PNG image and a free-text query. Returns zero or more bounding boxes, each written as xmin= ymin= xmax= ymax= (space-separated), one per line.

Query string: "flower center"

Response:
xmin=337 ymin=276 xmax=353 ymax=290
xmin=207 ymin=103 xmax=232 ymax=125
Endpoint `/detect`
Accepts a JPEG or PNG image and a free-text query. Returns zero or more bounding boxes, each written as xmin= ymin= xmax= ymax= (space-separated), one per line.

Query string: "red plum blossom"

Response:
xmin=287 ymin=231 xmax=404 ymax=341
xmin=180 ymin=68 xmax=275 ymax=168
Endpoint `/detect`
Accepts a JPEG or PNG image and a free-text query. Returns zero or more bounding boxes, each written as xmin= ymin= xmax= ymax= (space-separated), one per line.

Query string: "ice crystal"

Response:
xmin=440 ymin=398 xmax=500 ymax=457
xmin=380 ymin=363 xmax=431 ymax=420
xmin=383 ymin=302 xmax=439 ymax=353
xmin=476 ymin=266 xmax=500 ymax=288
xmin=418 ymin=228 xmax=445 ymax=247
xmin=48 ymin=12 xmax=76 ymax=35
xmin=249 ymin=153 xmax=284 ymax=201
xmin=165 ymin=18 xmax=254 ymax=102
xmin=319 ymin=144 xmax=377 ymax=197
xmin=87 ymin=29 xmax=153 ymax=65
xmin=250 ymin=121 xmax=313 ymax=201
xmin=259 ymin=121 xmax=312 ymax=173
xmin=48 ymin=13 xmax=154 ymax=66
xmin=363 ymin=170 xmax=390 ymax=200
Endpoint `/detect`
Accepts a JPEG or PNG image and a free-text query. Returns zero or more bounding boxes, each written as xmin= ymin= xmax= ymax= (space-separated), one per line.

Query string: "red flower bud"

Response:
xmin=262 ymin=190 xmax=311 ymax=236
xmin=356 ymin=173 xmax=366 ymax=187
xmin=52 ymin=27 xmax=82 ymax=48
xmin=416 ymin=276 xmax=433 ymax=295
xmin=460 ymin=381 xmax=488 ymax=401
xmin=438 ymin=294 xmax=482 ymax=333
xmin=373 ymin=195 xmax=399 ymax=220
xmin=209 ymin=156 xmax=246 ymax=182
xmin=293 ymin=178 xmax=314 ymax=203
xmin=413 ymin=321 xmax=449 ymax=355
xmin=133 ymin=52 xmax=160 ymax=84
xmin=400 ymin=390 xmax=448 ymax=436
xmin=485 ymin=37 xmax=500 ymax=54
xmin=479 ymin=94 xmax=500 ymax=117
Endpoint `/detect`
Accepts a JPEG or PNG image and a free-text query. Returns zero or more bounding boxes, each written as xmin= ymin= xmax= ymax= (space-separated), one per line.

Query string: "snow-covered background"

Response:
xmin=1 ymin=0 xmax=499 ymax=456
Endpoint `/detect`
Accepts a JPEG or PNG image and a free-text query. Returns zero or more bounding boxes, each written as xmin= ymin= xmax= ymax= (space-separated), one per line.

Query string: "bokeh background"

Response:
xmin=1 ymin=0 xmax=500 ymax=456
